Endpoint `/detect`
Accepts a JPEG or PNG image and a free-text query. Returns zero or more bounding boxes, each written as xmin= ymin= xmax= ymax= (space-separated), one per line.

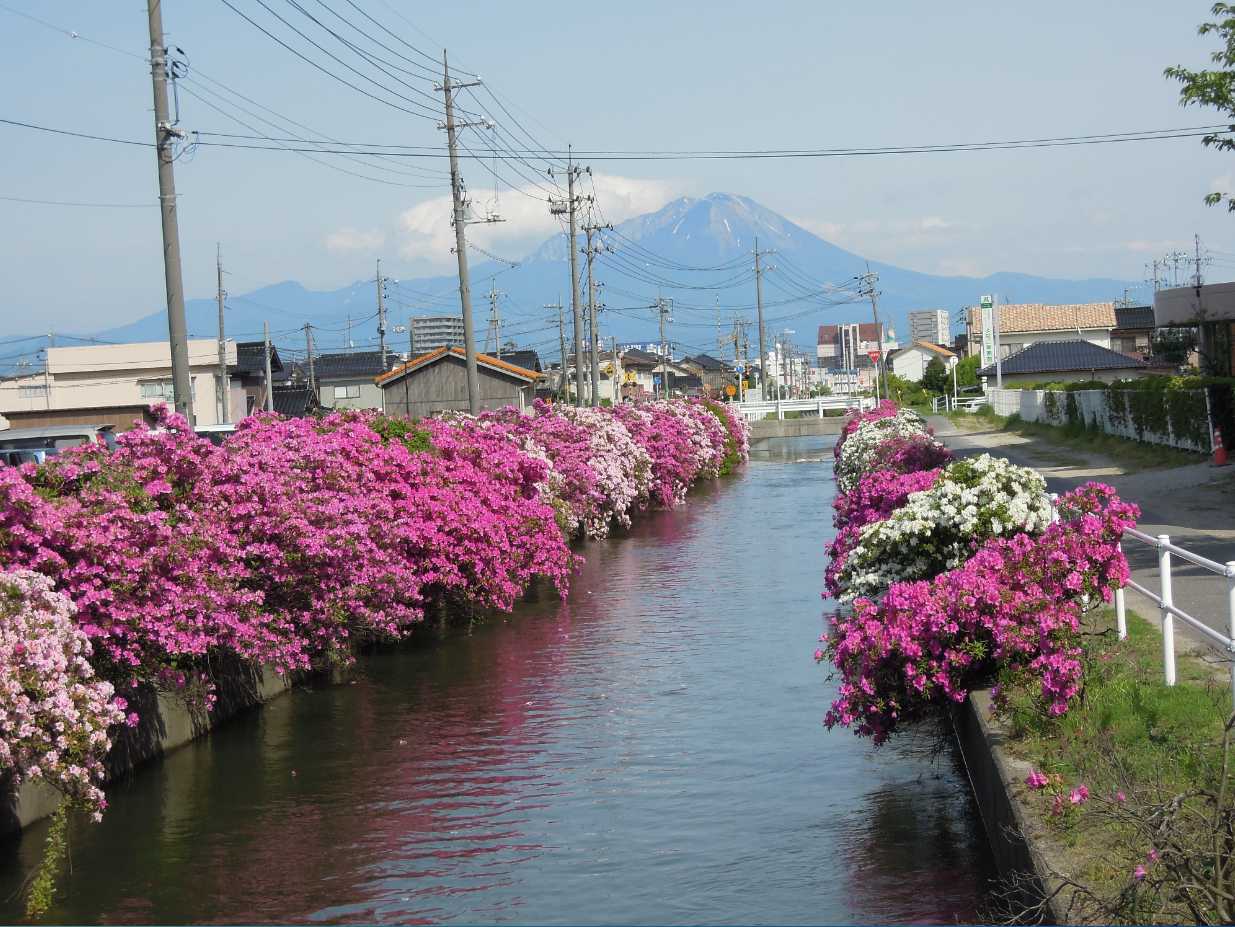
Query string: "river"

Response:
xmin=0 ymin=435 xmax=994 ymax=924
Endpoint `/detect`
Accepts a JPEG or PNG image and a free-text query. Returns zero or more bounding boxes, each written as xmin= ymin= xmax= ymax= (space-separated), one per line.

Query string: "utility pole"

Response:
xmin=303 ymin=323 xmax=317 ymax=397
xmin=146 ymin=0 xmax=193 ymax=424
xmin=656 ymin=296 xmax=672 ymax=399
xmin=216 ymin=244 xmax=229 ymax=424
xmin=485 ymin=281 xmax=502 ymax=358
xmin=550 ymin=151 xmax=587 ymax=405
xmin=858 ymin=266 xmax=886 ymax=399
xmin=547 ymin=297 xmax=567 ymax=401
xmin=754 ymin=239 xmax=766 ymax=400
xmin=263 ymin=321 xmax=274 ymax=412
xmin=583 ymin=220 xmax=612 ymax=407
xmin=436 ymin=52 xmax=489 ymax=415
xmin=376 ymin=259 xmax=388 ymax=367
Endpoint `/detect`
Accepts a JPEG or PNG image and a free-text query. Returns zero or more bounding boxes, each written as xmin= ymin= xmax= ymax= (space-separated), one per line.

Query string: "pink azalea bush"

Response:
xmin=0 ymin=570 xmax=125 ymax=817
xmin=0 ymin=397 xmax=749 ymax=811
xmin=820 ymin=402 xmax=1137 ymax=744
xmin=823 ymin=483 xmax=1137 ymax=744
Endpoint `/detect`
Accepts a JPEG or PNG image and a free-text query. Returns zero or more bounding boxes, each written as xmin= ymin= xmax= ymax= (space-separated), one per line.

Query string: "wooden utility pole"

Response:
xmin=146 ymin=0 xmax=193 ymax=424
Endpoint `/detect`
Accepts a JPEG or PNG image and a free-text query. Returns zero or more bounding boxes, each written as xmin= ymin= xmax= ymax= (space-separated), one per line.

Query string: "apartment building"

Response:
xmin=907 ymin=309 xmax=950 ymax=346
xmin=410 ymin=315 xmax=466 ymax=354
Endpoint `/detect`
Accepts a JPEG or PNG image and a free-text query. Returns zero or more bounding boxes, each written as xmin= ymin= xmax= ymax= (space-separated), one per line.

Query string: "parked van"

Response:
xmin=0 ymin=424 xmax=116 ymax=466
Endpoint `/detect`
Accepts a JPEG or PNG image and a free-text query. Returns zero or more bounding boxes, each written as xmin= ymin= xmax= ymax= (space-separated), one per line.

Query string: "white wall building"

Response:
xmin=966 ymin=302 xmax=1117 ymax=361
xmin=907 ymin=309 xmax=950 ymax=346
xmin=888 ymin=341 xmax=957 ymax=382
xmin=0 ymin=339 xmax=242 ymax=426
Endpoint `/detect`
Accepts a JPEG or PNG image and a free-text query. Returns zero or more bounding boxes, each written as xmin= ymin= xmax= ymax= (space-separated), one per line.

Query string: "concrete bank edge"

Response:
xmin=952 ymin=688 xmax=1068 ymax=924
xmin=1 ymin=662 xmax=294 ymax=839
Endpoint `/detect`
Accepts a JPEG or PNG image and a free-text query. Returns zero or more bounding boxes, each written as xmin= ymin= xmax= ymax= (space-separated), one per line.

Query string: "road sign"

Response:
xmin=724 ymin=384 xmax=736 ymax=397
xmin=867 ymin=350 xmax=881 ymax=364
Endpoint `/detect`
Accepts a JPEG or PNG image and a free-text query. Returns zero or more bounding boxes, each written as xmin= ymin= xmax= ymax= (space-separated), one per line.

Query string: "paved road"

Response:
xmin=930 ymin=416 xmax=1235 ymax=656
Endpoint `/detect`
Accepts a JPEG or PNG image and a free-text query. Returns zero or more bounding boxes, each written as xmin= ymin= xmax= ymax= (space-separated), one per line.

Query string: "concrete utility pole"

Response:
xmin=547 ymin=297 xmax=567 ymax=401
xmin=583 ymin=221 xmax=611 ymax=407
xmin=485 ymin=281 xmax=502 ymax=358
xmin=263 ymin=321 xmax=274 ymax=412
xmin=303 ymin=323 xmax=317 ymax=397
xmin=550 ymin=151 xmax=587 ymax=406
xmin=656 ymin=296 xmax=672 ymax=399
xmin=376 ymin=259 xmax=388 ymax=368
xmin=859 ymin=265 xmax=886 ymax=399
xmin=437 ymin=52 xmax=487 ymax=414
xmin=147 ymin=0 xmax=193 ymax=424
xmin=753 ymin=239 xmax=771 ymax=400
xmin=216 ymin=244 xmax=229 ymax=424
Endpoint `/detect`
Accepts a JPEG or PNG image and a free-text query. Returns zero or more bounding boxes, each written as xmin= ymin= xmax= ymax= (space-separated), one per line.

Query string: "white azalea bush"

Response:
xmin=833 ymin=453 xmax=1054 ymax=601
xmin=834 ymin=409 xmax=929 ymax=493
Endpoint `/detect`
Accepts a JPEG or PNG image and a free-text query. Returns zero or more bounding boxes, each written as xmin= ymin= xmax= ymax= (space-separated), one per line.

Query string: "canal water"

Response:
xmin=0 ymin=435 xmax=994 ymax=924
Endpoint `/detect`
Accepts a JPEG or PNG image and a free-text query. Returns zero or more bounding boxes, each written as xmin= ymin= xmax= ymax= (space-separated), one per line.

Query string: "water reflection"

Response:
xmin=0 ymin=435 xmax=993 ymax=925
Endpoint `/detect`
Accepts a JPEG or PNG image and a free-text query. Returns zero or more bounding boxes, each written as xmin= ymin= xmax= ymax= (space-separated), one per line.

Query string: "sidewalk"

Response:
xmin=930 ymin=415 xmax=1235 ymax=650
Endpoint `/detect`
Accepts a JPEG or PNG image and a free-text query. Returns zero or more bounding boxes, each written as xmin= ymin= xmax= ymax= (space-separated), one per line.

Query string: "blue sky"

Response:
xmin=2 ymin=0 xmax=1234 ymax=335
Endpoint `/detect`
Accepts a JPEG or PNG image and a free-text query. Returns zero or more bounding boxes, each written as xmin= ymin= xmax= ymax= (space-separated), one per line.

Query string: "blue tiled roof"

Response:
xmin=978 ymin=339 xmax=1149 ymax=377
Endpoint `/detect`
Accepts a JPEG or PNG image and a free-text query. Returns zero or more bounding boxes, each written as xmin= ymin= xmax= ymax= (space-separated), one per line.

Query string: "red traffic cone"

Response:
xmin=1215 ymin=425 xmax=1229 ymax=467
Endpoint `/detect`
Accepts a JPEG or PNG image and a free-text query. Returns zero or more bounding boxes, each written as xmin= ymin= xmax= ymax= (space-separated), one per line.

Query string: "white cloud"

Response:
xmin=918 ymin=216 xmax=952 ymax=231
xmin=1122 ymin=239 xmax=1185 ymax=254
xmin=325 ymin=227 xmax=385 ymax=253
xmin=396 ymin=173 xmax=679 ymax=266
xmin=790 ymin=217 xmax=846 ymax=241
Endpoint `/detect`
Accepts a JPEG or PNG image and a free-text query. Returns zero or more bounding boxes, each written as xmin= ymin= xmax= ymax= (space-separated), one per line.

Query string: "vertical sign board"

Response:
xmin=979 ymin=294 xmax=996 ymax=368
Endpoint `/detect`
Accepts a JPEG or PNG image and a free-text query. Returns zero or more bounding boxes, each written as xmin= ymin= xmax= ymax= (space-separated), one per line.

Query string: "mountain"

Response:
xmin=5 ymin=193 xmax=1137 ymax=371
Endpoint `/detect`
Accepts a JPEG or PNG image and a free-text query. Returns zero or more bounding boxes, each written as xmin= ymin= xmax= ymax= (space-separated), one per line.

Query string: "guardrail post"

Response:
xmin=1227 ymin=561 xmax=1235 ymax=713
xmin=1159 ymin=535 xmax=1176 ymax=686
xmin=1114 ymin=543 xmax=1127 ymax=640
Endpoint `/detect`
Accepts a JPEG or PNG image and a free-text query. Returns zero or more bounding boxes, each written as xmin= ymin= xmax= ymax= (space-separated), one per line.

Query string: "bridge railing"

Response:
xmin=730 ymin=396 xmax=872 ymax=423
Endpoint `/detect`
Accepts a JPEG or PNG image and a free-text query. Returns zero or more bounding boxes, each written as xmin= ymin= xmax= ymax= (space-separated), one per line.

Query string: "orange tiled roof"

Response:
xmin=966 ymin=302 xmax=1117 ymax=335
xmin=375 ymin=345 xmax=542 ymax=385
xmin=911 ymin=340 xmax=957 ymax=357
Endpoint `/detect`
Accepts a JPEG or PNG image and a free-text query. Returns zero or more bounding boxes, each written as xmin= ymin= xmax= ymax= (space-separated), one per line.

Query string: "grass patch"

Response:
xmin=996 ymin=608 xmax=1232 ymax=918
xmin=948 ymin=407 xmax=1208 ymax=473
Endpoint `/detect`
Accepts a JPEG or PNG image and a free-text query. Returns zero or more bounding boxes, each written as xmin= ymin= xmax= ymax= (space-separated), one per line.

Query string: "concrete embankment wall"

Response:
xmin=952 ymin=689 xmax=1065 ymax=923
xmin=1 ymin=660 xmax=294 ymax=838
xmin=749 ymin=417 xmax=845 ymax=441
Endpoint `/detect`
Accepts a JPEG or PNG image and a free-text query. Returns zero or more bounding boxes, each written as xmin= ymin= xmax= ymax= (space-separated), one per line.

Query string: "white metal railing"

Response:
xmin=1114 ymin=527 xmax=1235 ymax=709
xmin=931 ymin=394 xmax=988 ymax=414
xmin=731 ymin=395 xmax=872 ymax=423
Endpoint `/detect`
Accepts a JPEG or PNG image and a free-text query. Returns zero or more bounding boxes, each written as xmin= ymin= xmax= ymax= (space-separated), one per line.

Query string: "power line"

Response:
xmin=215 ymin=0 xmax=441 ymax=120
xmin=0 ymin=194 xmax=155 ymax=208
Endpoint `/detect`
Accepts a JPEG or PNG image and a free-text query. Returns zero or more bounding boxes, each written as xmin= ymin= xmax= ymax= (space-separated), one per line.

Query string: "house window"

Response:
xmin=17 ymin=384 xmax=48 ymax=399
xmin=139 ymin=379 xmax=195 ymax=401
xmin=333 ymin=384 xmax=361 ymax=400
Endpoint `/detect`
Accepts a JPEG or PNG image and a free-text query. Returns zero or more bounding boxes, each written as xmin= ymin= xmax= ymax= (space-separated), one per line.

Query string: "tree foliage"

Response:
xmin=1165 ymin=3 xmax=1235 ymax=211
xmin=921 ymin=356 xmax=951 ymax=393
xmin=954 ymin=354 xmax=981 ymax=388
